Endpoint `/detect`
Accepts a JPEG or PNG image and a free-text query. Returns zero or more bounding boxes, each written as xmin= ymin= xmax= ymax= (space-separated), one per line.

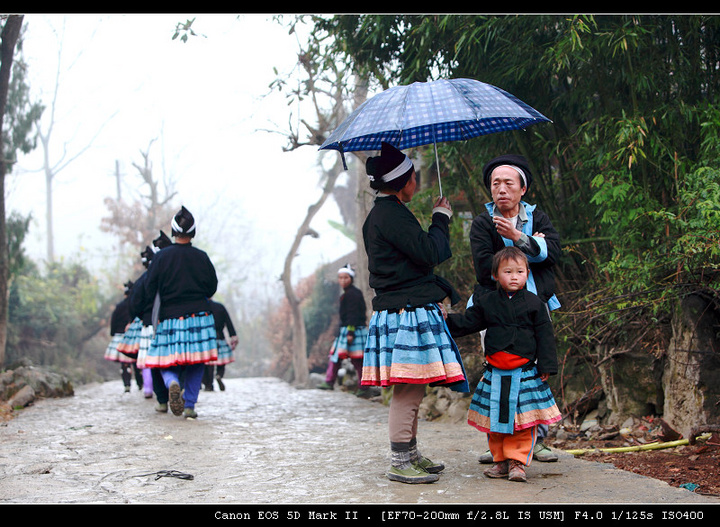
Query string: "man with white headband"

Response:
xmin=467 ymin=153 xmax=562 ymax=465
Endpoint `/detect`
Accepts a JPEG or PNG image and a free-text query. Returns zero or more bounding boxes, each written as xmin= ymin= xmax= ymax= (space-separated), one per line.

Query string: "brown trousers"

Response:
xmin=388 ymin=384 xmax=427 ymax=443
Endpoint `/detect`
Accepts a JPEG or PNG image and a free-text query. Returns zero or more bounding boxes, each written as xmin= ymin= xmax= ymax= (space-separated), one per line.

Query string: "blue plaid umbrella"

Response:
xmin=320 ymin=78 xmax=550 ymax=195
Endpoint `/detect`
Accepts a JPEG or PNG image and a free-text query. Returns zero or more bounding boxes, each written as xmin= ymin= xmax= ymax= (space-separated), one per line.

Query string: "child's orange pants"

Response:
xmin=487 ymin=425 xmax=537 ymax=466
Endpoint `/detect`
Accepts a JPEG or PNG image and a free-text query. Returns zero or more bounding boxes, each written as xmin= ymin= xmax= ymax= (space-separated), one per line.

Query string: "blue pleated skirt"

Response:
xmin=104 ymin=333 xmax=133 ymax=363
xmin=362 ymin=304 xmax=468 ymax=392
xmin=208 ymin=338 xmax=235 ymax=366
xmin=117 ymin=317 xmax=142 ymax=358
xmin=329 ymin=326 xmax=368 ymax=362
xmin=145 ymin=312 xmax=218 ymax=368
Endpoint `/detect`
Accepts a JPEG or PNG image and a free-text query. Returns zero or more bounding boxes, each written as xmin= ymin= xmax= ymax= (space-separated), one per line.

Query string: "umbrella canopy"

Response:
xmin=320 ymin=78 xmax=550 ymax=194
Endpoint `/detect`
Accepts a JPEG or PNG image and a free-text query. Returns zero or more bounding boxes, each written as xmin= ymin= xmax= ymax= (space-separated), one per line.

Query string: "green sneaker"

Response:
xmin=182 ymin=407 xmax=198 ymax=419
xmin=387 ymin=465 xmax=439 ymax=484
xmin=414 ymin=456 xmax=445 ymax=474
xmin=155 ymin=403 xmax=168 ymax=413
xmin=316 ymin=382 xmax=334 ymax=390
xmin=533 ymin=442 xmax=558 ymax=462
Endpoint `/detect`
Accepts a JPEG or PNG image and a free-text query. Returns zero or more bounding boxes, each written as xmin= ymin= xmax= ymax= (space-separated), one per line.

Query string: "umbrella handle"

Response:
xmin=434 ymin=142 xmax=443 ymax=198
xmin=340 ymin=144 xmax=348 ymax=171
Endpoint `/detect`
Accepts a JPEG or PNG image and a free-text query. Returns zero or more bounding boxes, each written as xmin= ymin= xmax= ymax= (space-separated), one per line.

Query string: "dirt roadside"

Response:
xmin=0 ymin=377 xmax=718 ymax=519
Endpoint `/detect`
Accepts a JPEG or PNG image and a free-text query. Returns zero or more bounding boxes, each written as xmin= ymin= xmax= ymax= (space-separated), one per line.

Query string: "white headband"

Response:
xmin=368 ymin=156 xmax=413 ymax=183
xmin=338 ymin=266 xmax=355 ymax=278
xmin=495 ymin=164 xmax=527 ymax=188
xmin=171 ymin=216 xmax=196 ymax=234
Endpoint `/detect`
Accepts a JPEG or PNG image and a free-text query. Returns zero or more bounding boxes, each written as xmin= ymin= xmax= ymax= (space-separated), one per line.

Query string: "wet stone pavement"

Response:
xmin=0 ymin=377 xmax=718 ymax=521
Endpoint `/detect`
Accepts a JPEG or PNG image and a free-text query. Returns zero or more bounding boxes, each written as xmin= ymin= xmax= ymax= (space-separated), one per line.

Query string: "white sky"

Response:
xmin=8 ymin=14 xmax=356 ymax=303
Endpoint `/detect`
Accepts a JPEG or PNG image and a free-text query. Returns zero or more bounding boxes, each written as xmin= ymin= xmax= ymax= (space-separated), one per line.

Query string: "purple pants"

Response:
xmin=325 ymin=358 xmax=363 ymax=385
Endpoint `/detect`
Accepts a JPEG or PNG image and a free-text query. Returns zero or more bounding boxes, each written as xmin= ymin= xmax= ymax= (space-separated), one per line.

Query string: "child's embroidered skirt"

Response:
xmin=104 ymin=333 xmax=132 ymax=363
xmin=468 ymin=363 xmax=561 ymax=434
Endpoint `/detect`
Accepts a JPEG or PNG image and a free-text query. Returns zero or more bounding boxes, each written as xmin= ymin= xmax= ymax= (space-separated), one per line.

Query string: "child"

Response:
xmin=446 ymin=246 xmax=561 ymax=482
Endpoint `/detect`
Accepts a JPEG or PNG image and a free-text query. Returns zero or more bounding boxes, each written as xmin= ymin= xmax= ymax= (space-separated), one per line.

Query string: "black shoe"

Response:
xmin=215 ymin=375 xmax=225 ymax=391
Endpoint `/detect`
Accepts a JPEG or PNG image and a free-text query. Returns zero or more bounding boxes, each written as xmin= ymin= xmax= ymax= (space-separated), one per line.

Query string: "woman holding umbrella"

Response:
xmin=360 ymin=142 xmax=468 ymax=484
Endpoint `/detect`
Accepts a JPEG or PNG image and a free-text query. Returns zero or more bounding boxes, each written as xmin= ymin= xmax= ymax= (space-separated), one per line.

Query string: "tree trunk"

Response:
xmin=353 ymin=158 xmax=374 ymax=315
xmin=45 ymin=158 xmax=54 ymax=261
xmin=282 ymin=159 xmax=344 ymax=386
xmin=0 ymin=15 xmax=24 ymax=367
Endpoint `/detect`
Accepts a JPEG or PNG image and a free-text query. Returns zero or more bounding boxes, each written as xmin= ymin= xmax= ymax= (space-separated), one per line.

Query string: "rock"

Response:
xmin=555 ymin=427 xmax=569 ymax=440
xmin=596 ymin=348 xmax=662 ymax=426
xmin=657 ymin=418 xmax=682 ymax=441
xmin=12 ymin=366 xmax=74 ymax=398
xmin=7 ymin=384 xmax=35 ymax=409
xmin=419 ymin=387 xmax=471 ymax=424
xmin=0 ymin=363 xmax=73 ymax=418
xmin=307 ymin=372 xmax=326 ymax=389
xmin=580 ymin=409 xmax=599 ymax=431
xmin=663 ymin=294 xmax=720 ymax=434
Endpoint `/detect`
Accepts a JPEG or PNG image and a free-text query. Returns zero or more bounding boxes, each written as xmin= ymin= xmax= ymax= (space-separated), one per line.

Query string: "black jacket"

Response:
xmin=129 ymin=271 xmax=153 ymax=325
xmin=339 ymin=284 xmax=366 ymax=328
xmin=470 ymin=204 xmax=560 ymax=305
xmin=446 ymin=288 xmax=558 ymax=375
xmin=139 ymin=243 xmax=218 ymax=321
xmin=110 ymin=297 xmax=132 ymax=336
xmin=362 ymin=195 xmax=455 ymax=311
xmin=209 ymin=300 xmax=236 ymax=337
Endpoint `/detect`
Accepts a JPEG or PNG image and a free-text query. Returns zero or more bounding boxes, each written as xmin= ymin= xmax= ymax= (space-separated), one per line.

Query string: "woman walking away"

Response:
xmin=360 ymin=142 xmax=468 ymax=484
xmin=104 ymin=281 xmax=138 ymax=393
xmin=130 ymin=231 xmax=173 ymax=408
xmin=202 ymin=299 xmax=238 ymax=392
xmin=140 ymin=206 xmax=219 ymax=419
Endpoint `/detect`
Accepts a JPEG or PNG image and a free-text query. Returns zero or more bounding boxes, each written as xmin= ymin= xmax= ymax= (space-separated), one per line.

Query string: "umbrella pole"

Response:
xmin=434 ymin=142 xmax=443 ymax=198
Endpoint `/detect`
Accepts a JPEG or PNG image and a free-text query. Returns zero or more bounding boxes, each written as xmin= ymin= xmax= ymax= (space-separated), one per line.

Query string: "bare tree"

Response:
xmin=33 ymin=17 xmax=117 ymax=262
xmin=271 ymin=17 xmax=370 ymax=385
xmin=281 ymin=156 xmax=345 ymax=385
xmin=100 ymin=140 xmax=177 ymax=275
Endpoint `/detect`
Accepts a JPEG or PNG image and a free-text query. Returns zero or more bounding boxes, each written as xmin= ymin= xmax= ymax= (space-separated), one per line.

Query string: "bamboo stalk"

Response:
xmin=566 ymin=434 xmax=711 ymax=456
